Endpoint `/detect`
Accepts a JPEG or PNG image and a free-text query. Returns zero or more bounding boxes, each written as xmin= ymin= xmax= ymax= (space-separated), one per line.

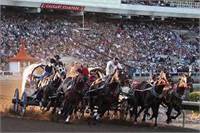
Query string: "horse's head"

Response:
xmin=178 ymin=75 xmax=187 ymax=88
xmin=155 ymin=71 xmax=169 ymax=88
xmin=177 ymin=74 xmax=188 ymax=95
xmin=111 ymin=68 xmax=126 ymax=85
xmin=72 ymin=70 xmax=86 ymax=93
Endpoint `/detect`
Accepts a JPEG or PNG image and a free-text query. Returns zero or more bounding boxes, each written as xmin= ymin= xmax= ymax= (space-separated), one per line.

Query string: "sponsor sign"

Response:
xmin=41 ymin=3 xmax=84 ymax=11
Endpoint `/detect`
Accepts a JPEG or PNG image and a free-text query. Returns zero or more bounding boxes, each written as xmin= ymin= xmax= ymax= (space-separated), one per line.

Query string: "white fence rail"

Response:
xmin=0 ymin=71 xmax=21 ymax=80
xmin=181 ymin=101 xmax=200 ymax=127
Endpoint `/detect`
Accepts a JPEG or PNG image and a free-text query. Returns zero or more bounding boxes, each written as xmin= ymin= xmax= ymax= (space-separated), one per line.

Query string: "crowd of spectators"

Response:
xmin=121 ymin=0 xmax=200 ymax=8
xmin=0 ymin=10 xmax=199 ymax=76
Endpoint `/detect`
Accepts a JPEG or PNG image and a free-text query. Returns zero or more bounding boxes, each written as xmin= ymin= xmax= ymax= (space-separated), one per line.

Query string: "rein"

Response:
xmin=150 ymin=86 xmax=163 ymax=99
xmin=133 ymin=87 xmax=153 ymax=92
xmin=173 ymin=89 xmax=183 ymax=99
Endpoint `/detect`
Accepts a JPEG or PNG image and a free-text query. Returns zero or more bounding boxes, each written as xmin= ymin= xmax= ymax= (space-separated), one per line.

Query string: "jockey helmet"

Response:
xmin=50 ymin=58 xmax=56 ymax=65
xmin=54 ymin=55 xmax=61 ymax=60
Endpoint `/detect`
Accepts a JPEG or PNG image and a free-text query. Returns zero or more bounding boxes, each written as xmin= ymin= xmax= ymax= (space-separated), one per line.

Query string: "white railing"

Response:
xmin=181 ymin=101 xmax=200 ymax=127
xmin=0 ymin=71 xmax=21 ymax=76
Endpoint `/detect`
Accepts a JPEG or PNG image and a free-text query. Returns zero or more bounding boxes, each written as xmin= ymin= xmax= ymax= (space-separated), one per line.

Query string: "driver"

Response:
xmin=106 ymin=57 xmax=122 ymax=76
xmin=36 ymin=58 xmax=56 ymax=81
xmin=99 ymin=57 xmax=122 ymax=89
xmin=54 ymin=55 xmax=64 ymax=67
xmin=105 ymin=57 xmax=122 ymax=83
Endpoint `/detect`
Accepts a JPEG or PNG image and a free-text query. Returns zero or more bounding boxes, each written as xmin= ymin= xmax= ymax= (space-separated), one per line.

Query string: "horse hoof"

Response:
xmin=64 ymin=121 xmax=70 ymax=124
xmin=58 ymin=110 xmax=62 ymax=115
xmin=65 ymin=116 xmax=71 ymax=123
xmin=133 ymin=121 xmax=137 ymax=125
xmin=64 ymin=120 xmax=70 ymax=124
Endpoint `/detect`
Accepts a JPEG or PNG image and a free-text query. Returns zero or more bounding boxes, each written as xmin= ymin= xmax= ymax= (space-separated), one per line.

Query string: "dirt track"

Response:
xmin=0 ymin=79 xmax=199 ymax=132
xmin=1 ymin=116 xmax=199 ymax=132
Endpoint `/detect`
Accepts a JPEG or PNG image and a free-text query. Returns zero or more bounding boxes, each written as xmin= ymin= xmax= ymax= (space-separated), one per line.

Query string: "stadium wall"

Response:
xmin=1 ymin=0 xmax=200 ymax=18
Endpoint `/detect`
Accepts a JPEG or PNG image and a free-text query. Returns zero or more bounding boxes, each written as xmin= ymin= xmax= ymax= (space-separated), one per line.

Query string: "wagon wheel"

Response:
xmin=30 ymin=64 xmax=46 ymax=81
xmin=20 ymin=92 xmax=27 ymax=116
xmin=12 ymin=88 xmax=19 ymax=113
xmin=90 ymin=68 xmax=106 ymax=79
xmin=30 ymin=64 xmax=56 ymax=88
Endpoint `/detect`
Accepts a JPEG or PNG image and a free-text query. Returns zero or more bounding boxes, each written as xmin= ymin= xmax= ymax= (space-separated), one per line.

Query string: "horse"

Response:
xmin=86 ymin=68 xmax=126 ymax=122
xmin=128 ymin=71 xmax=170 ymax=126
xmin=164 ymin=74 xmax=188 ymax=124
xmin=56 ymin=72 xmax=86 ymax=123
xmin=38 ymin=63 xmax=66 ymax=112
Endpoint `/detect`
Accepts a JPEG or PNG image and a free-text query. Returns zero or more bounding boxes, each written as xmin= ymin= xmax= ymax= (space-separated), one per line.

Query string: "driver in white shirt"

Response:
xmin=106 ymin=57 xmax=122 ymax=76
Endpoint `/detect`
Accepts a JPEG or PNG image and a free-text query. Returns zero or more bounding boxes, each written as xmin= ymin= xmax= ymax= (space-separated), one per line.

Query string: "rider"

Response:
xmin=101 ymin=57 xmax=122 ymax=88
xmin=53 ymin=55 xmax=64 ymax=67
xmin=148 ymin=74 xmax=157 ymax=86
xmin=81 ymin=64 xmax=89 ymax=82
xmin=106 ymin=57 xmax=122 ymax=76
xmin=36 ymin=58 xmax=56 ymax=81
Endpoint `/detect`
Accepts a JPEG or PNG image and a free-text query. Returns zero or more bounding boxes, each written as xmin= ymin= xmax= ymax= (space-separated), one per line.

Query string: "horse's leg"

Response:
xmin=166 ymin=105 xmax=172 ymax=124
xmin=85 ymin=98 xmax=90 ymax=114
xmin=63 ymin=100 xmax=71 ymax=123
xmin=98 ymin=103 xmax=109 ymax=121
xmin=65 ymin=103 xmax=74 ymax=123
xmin=46 ymin=101 xmax=52 ymax=112
xmin=89 ymin=95 xmax=94 ymax=116
xmin=171 ymin=106 xmax=181 ymax=120
xmin=142 ymin=107 xmax=149 ymax=122
xmin=129 ymin=108 xmax=134 ymax=120
xmin=148 ymin=107 xmax=155 ymax=120
xmin=80 ymin=100 xmax=85 ymax=118
xmin=94 ymin=99 xmax=107 ymax=122
xmin=105 ymin=110 xmax=109 ymax=118
xmin=133 ymin=105 xmax=138 ymax=123
xmin=113 ymin=109 xmax=118 ymax=120
xmin=51 ymin=101 xmax=56 ymax=114
xmin=136 ymin=106 xmax=145 ymax=120
xmin=73 ymin=106 xmax=78 ymax=120
xmin=152 ymin=104 xmax=160 ymax=127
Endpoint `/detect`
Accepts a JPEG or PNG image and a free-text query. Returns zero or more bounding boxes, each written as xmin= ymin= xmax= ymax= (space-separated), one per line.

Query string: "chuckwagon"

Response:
xmin=11 ymin=63 xmax=61 ymax=116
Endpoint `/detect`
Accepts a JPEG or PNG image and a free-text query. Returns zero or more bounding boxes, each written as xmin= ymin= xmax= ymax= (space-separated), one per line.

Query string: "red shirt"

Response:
xmin=82 ymin=67 xmax=89 ymax=77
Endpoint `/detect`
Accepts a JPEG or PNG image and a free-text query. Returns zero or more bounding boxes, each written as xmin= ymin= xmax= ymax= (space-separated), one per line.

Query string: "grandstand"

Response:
xmin=0 ymin=0 xmax=200 ymax=78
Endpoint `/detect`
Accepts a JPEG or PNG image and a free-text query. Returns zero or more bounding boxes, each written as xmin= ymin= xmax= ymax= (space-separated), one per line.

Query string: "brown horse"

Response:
xmin=164 ymin=74 xmax=188 ymax=123
xmin=86 ymin=68 xmax=126 ymax=122
xmin=128 ymin=71 xmax=170 ymax=126
xmin=56 ymin=73 xmax=86 ymax=123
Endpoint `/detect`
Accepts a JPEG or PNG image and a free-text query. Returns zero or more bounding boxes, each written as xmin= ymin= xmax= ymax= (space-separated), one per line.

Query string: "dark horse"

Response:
xmin=86 ymin=68 xmax=126 ymax=122
xmin=128 ymin=71 xmax=170 ymax=126
xmin=56 ymin=73 xmax=86 ymax=123
xmin=39 ymin=64 xmax=66 ymax=112
xmin=164 ymin=75 xmax=188 ymax=124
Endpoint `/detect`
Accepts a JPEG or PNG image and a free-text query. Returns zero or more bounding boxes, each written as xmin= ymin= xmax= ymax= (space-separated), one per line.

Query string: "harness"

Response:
xmin=173 ymin=89 xmax=184 ymax=100
xmin=150 ymin=86 xmax=163 ymax=98
xmin=134 ymin=87 xmax=152 ymax=92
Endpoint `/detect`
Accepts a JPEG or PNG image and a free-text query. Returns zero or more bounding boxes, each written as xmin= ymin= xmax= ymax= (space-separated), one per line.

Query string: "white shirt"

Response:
xmin=106 ymin=60 xmax=122 ymax=76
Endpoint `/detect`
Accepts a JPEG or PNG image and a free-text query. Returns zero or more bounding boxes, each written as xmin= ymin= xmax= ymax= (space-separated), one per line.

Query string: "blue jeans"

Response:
xmin=38 ymin=71 xmax=52 ymax=80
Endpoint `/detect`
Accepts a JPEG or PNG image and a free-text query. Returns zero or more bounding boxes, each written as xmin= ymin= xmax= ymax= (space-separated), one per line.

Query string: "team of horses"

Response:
xmin=31 ymin=64 xmax=189 ymax=126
